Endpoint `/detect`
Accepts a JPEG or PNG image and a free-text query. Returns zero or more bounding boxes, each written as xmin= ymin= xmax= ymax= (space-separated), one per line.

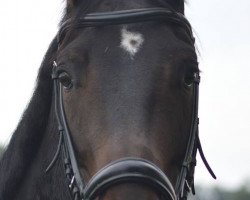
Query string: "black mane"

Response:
xmin=0 ymin=38 xmax=58 ymax=199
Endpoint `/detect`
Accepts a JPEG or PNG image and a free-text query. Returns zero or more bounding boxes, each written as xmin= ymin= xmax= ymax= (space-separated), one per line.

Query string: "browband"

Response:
xmin=58 ymin=8 xmax=194 ymax=46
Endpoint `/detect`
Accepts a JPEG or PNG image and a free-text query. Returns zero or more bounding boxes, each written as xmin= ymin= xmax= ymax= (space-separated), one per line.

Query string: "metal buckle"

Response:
xmin=52 ymin=61 xmax=59 ymax=80
xmin=69 ymin=176 xmax=75 ymax=189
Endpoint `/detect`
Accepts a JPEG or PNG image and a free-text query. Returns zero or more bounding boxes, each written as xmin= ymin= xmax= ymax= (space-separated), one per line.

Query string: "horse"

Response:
xmin=0 ymin=0 xmax=216 ymax=200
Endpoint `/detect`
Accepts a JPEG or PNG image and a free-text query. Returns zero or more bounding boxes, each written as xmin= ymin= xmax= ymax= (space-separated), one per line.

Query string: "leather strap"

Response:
xmin=84 ymin=158 xmax=176 ymax=200
xmin=51 ymin=63 xmax=85 ymax=199
xmin=175 ymin=73 xmax=200 ymax=198
xmin=58 ymin=8 xmax=194 ymax=46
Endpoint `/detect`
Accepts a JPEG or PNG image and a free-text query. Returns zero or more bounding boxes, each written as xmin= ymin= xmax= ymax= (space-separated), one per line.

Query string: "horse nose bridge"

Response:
xmin=91 ymin=134 xmax=163 ymax=172
xmin=113 ymin=135 xmax=154 ymax=157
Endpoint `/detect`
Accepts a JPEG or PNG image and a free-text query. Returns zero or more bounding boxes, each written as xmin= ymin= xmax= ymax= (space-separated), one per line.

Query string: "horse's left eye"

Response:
xmin=58 ymin=72 xmax=72 ymax=89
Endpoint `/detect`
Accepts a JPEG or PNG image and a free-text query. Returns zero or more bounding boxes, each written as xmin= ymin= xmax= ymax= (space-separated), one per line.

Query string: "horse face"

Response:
xmin=55 ymin=0 xmax=198 ymax=199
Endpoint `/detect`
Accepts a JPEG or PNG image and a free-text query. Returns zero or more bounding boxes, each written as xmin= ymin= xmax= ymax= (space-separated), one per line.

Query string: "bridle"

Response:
xmin=46 ymin=7 xmax=216 ymax=200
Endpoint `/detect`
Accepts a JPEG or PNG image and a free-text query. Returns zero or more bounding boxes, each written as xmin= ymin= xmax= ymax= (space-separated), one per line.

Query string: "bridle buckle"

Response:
xmin=69 ymin=176 xmax=75 ymax=189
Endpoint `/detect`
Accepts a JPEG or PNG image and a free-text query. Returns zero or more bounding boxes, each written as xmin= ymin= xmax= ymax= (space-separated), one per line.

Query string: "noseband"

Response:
xmin=46 ymin=7 xmax=216 ymax=200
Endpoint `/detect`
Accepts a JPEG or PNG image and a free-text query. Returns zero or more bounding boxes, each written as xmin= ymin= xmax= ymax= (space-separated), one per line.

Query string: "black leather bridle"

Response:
xmin=46 ymin=7 xmax=216 ymax=200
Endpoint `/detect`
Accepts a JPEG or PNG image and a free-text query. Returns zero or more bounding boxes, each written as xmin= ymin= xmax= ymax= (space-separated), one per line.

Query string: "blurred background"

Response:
xmin=0 ymin=0 xmax=250 ymax=199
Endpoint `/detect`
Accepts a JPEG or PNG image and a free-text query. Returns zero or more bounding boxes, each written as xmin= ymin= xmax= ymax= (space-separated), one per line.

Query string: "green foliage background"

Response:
xmin=188 ymin=181 xmax=250 ymax=200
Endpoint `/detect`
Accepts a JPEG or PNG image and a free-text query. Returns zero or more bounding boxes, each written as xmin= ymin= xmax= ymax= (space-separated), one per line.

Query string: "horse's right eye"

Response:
xmin=184 ymin=71 xmax=195 ymax=87
xmin=58 ymin=72 xmax=72 ymax=89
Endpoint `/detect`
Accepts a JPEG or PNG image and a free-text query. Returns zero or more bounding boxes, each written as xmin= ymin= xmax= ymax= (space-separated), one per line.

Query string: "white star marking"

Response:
xmin=120 ymin=27 xmax=144 ymax=57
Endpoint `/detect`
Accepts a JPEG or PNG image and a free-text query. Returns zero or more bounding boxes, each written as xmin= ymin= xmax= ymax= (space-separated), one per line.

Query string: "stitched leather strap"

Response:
xmin=84 ymin=158 xmax=176 ymax=200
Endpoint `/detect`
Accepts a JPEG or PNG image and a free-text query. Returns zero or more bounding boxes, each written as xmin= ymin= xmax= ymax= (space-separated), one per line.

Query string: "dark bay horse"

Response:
xmin=0 ymin=0 xmax=215 ymax=200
